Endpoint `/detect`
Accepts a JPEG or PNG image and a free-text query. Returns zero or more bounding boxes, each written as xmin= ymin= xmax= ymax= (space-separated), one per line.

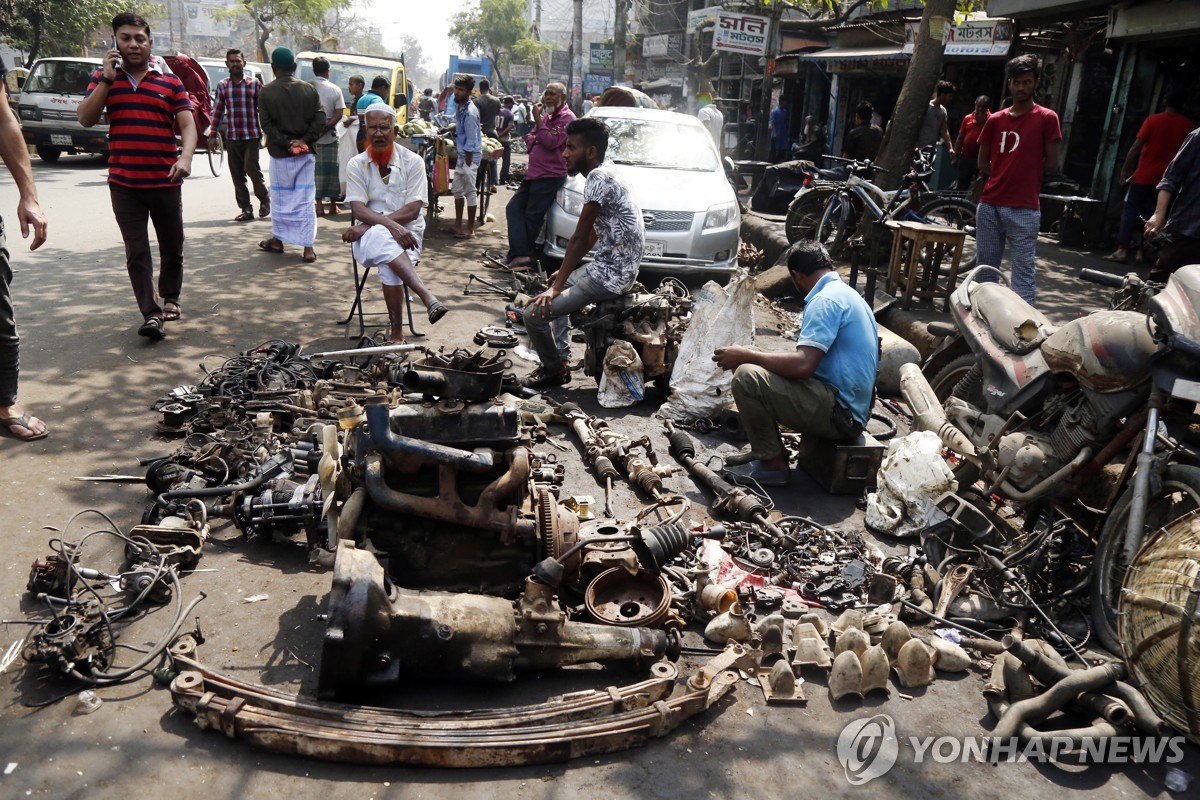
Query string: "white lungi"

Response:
xmin=451 ymin=157 xmax=478 ymax=206
xmin=352 ymin=225 xmax=422 ymax=286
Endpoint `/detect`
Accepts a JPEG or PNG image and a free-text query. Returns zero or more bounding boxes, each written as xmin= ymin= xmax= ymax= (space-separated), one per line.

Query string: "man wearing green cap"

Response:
xmin=258 ymin=47 xmax=326 ymax=262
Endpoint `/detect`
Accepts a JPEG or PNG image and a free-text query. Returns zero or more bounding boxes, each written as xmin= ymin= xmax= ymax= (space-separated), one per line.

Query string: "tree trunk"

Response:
xmin=754 ymin=9 xmax=780 ymax=160
xmin=614 ymin=0 xmax=628 ymax=84
xmin=873 ymin=0 xmax=956 ymax=190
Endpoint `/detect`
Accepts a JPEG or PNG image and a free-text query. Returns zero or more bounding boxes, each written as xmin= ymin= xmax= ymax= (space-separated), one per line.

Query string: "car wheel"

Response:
xmin=36 ymin=145 xmax=61 ymax=163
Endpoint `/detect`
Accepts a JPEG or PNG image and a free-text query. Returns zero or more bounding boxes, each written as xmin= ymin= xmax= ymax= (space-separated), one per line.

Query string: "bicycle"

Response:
xmin=814 ymin=152 xmax=976 ymax=259
xmin=475 ymin=154 xmax=495 ymax=223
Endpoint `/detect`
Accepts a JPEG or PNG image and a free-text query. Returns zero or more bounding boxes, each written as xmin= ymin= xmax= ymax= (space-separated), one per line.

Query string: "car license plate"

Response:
xmin=50 ymin=134 xmax=72 ymax=146
xmin=644 ymin=241 xmax=665 ymax=257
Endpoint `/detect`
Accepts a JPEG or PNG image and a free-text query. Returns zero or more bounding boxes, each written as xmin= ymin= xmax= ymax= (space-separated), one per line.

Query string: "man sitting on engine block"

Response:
xmin=521 ymin=117 xmax=646 ymax=389
xmin=713 ymin=241 xmax=878 ymax=487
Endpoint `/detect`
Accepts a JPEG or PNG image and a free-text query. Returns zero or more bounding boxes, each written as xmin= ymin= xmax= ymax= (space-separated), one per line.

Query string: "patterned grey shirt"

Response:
xmin=583 ymin=165 xmax=645 ymax=293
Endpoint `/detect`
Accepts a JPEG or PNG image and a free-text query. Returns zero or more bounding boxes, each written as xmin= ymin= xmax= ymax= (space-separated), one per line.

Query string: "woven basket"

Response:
xmin=1119 ymin=508 xmax=1200 ymax=743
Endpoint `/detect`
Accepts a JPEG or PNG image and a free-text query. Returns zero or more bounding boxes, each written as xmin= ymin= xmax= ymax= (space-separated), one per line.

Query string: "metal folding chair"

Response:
xmin=335 ymin=216 xmax=425 ymax=339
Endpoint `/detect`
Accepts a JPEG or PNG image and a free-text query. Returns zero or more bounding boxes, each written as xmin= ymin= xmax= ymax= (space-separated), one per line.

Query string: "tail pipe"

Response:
xmin=990 ymin=662 xmax=1125 ymax=742
xmin=898 ymin=363 xmax=978 ymax=458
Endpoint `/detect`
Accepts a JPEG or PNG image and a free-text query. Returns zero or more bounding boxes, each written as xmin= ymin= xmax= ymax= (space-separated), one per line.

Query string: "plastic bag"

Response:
xmin=863 ymin=431 xmax=956 ymax=537
xmin=597 ymin=341 xmax=645 ymax=408
xmin=337 ymin=117 xmax=359 ymax=195
xmin=658 ymin=272 xmax=756 ymax=421
xmin=433 ymin=138 xmax=451 ymax=195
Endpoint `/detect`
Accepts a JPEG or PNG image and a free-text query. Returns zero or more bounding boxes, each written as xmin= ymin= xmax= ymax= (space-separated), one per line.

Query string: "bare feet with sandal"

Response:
xmin=0 ymin=404 xmax=48 ymax=441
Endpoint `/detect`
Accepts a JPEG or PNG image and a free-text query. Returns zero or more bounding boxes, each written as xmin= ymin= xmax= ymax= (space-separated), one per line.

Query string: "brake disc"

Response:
xmin=474 ymin=326 xmax=519 ymax=348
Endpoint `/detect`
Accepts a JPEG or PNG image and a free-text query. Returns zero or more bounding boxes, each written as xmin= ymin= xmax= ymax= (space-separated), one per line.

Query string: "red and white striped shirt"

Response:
xmin=88 ymin=66 xmax=193 ymax=189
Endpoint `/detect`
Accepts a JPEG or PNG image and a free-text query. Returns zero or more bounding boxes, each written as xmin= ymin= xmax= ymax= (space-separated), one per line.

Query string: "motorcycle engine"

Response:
xmin=574 ymin=283 xmax=691 ymax=385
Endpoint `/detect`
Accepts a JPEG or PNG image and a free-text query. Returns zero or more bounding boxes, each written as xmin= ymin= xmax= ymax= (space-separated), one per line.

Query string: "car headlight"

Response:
xmin=555 ymin=187 xmax=584 ymax=217
xmin=18 ymin=105 xmax=39 ymax=121
xmin=703 ymin=201 xmax=738 ymax=230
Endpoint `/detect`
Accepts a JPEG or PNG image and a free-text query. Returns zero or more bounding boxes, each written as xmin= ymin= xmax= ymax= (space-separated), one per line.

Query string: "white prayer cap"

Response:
xmin=363 ymin=103 xmax=398 ymax=120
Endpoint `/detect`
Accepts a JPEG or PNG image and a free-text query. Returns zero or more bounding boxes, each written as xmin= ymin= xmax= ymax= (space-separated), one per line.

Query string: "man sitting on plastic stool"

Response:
xmin=342 ymin=105 xmax=448 ymax=343
xmin=712 ymin=241 xmax=878 ymax=487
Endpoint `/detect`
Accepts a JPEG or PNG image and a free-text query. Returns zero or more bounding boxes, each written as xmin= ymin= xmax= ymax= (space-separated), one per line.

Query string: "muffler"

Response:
xmin=899 ymin=363 xmax=978 ymax=458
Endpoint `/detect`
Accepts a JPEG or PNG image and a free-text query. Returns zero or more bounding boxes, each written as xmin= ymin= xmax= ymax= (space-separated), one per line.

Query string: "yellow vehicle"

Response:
xmin=295 ymin=51 xmax=410 ymax=114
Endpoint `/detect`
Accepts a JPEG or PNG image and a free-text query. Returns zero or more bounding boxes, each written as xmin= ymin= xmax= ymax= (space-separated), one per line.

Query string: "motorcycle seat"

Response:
xmin=969 ymin=281 xmax=1056 ymax=354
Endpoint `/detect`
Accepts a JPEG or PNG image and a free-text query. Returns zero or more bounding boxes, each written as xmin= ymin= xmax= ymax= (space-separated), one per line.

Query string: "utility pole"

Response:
xmin=572 ymin=0 xmax=584 ymax=112
xmin=614 ymin=0 xmax=628 ymax=84
xmin=535 ymin=0 xmax=543 ymax=89
xmin=754 ymin=4 xmax=782 ymax=161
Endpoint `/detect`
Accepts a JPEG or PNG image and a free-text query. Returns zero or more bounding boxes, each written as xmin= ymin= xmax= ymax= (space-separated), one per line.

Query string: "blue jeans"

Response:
xmin=1116 ymin=181 xmax=1157 ymax=249
xmin=505 ymin=176 xmax=565 ymax=261
xmin=524 ymin=268 xmax=618 ymax=373
xmin=976 ymin=202 xmax=1041 ymax=305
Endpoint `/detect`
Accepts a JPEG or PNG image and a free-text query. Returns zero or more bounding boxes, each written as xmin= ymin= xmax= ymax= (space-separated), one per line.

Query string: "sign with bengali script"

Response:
xmin=589 ymin=43 xmax=614 ymax=69
xmin=510 ymin=64 xmax=534 ymax=79
xmin=714 ymin=11 xmax=771 ymax=56
xmin=904 ymin=18 xmax=1014 ymax=56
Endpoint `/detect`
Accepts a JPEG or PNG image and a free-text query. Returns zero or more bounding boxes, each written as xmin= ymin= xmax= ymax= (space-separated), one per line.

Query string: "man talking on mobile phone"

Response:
xmin=78 ymin=12 xmax=196 ymax=341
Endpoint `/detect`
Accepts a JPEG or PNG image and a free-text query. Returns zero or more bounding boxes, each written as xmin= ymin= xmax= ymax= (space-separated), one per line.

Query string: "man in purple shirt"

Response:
xmin=504 ymin=82 xmax=575 ymax=268
xmin=209 ymin=49 xmax=269 ymax=222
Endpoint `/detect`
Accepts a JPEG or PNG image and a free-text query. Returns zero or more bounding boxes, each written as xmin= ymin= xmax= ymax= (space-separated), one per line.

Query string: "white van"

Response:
xmin=17 ymin=57 xmax=109 ymax=162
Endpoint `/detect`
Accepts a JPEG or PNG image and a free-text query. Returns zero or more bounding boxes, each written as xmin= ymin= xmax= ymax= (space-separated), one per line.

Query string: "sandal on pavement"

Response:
xmin=454 ymin=231 xmax=475 ymax=239
xmin=722 ymin=461 xmax=791 ymax=488
xmin=302 ymin=250 xmax=318 ymax=263
xmin=258 ymin=239 xmax=284 ymax=254
xmin=163 ymin=301 xmax=181 ymax=321
xmin=234 ymin=210 xmax=254 ymax=222
xmin=1103 ymin=250 xmax=1129 ymax=263
xmin=138 ymin=316 xmax=166 ymax=340
xmin=0 ymin=414 xmax=49 ymax=441
xmin=428 ymin=301 xmax=448 ymax=324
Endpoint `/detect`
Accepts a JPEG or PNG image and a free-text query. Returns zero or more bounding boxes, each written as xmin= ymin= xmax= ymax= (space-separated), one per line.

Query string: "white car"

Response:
xmin=542 ymin=106 xmax=740 ymax=279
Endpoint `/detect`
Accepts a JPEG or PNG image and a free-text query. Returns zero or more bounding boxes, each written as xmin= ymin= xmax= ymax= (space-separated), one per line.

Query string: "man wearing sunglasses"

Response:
xmin=341 ymin=106 xmax=447 ymax=343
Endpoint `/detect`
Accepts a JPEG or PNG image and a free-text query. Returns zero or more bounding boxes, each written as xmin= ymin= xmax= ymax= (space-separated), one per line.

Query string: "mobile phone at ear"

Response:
xmin=111 ymin=38 xmax=122 ymax=70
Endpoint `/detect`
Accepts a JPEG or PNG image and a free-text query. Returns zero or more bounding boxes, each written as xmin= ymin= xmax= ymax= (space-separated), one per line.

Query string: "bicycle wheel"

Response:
xmin=426 ymin=176 xmax=439 ymax=226
xmin=785 ymin=185 xmax=836 ymax=243
xmin=207 ymin=131 xmax=225 ymax=177
xmin=815 ymin=192 xmax=853 ymax=259
xmin=916 ymin=197 xmax=977 ymax=266
xmin=476 ymin=160 xmax=491 ymax=222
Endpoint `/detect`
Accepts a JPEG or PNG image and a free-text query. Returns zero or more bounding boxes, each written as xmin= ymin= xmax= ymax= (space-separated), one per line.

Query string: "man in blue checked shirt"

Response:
xmin=209 ymin=49 xmax=270 ymax=222
xmin=443 ymin=75 xmax=481 ymax=239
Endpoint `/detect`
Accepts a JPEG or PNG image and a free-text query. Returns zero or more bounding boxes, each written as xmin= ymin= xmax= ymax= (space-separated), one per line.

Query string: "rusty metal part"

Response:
xmin=170 ymin=666 xmax=734 ymax=767
xmin=933 ymin=563 xmax=974 ymax=620
xmin=584 ymin=568 xmax=673 ymax=628
xmin=318 ymin=542 xmax=677 ymax=698
xmin=686 ymin=641 xmax=758 ymax=695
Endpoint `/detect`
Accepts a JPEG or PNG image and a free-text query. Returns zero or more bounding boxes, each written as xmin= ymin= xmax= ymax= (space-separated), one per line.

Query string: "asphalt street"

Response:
xmin=0 ymin=147 xmax=1196 ymax=799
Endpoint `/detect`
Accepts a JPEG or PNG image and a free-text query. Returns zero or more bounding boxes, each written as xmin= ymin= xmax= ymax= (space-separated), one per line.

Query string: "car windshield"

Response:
xmin=601 ymin=117 xmax=718 ymax=171
xmin=202 ymin=63 xmax=229 ymax=88
xmin=24 ymin=61 xmax=96 ymax=95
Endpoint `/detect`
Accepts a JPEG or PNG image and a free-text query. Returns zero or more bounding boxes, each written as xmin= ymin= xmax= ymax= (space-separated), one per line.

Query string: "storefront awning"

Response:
xmin=1108 ymin=0 xmax=1200 ymax=40
xmin=794 ymin=45 xmax=909 ymax=62
xmin=985 ymin=0 xmax=1104 ymax=19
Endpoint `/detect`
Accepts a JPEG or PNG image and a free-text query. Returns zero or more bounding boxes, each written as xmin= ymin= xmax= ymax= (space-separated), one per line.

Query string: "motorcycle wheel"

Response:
xmin=929 ymin=354 xmax=984 ymax=407
xmin=784 ymin=186 xmax=835 ymax=243
xmin=1090 ymin=463 xmax=1200 ymax=655
xmin=815 ymin=193 xmax=853 ymax=259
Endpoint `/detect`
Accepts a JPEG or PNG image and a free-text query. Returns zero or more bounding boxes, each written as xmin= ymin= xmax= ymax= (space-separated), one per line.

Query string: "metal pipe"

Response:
xmin=1108 ymin=680 xmax=1174 ymax=737
xmin=991 ymin=662 xmax=1125 ymax=741
xmin=365 ymin=403 xmax=493 ymax=473
xmin=310 ymin=344 xmax=424 ymax=358
xmin=996 ymin=447 xmax=1094 ymax=503
xmin=1123 ymin=399 xmax=1163 ymax=564
xmin=1001 ymin=636 xmax=1130 ymax=725
xmin=897 ymin=598 xmax=1000 ymax=641
xmin=898 ymin=362 xmax=978 ymax=458
xmin=988 ymin=697 xmax=1120 ymax=750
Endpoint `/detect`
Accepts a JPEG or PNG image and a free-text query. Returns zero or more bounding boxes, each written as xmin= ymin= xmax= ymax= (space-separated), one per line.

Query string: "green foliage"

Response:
xmin=450 ymin=0 xmax=527 ymax=60
xmin=0 ymin=0 xmax=144 ymax=65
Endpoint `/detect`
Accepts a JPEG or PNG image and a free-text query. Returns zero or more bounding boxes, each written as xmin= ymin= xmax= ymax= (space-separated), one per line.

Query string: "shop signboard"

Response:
xmin=643 ymin=34 xmax=670 ymax=58
xmin=550 ymin=50 xmax=570 ymax=78
xmin=589 ymin=43 xmax=614 ymax=69
xmin=510 ymin=64 xmax=534 ymax=79
xmin=584 ymin=70 xmax=612 ymax=95
xmin=714 ymin=11 xmax=771 ymax=56
xmin=904 ymin=18 xmax=1014 ymax=56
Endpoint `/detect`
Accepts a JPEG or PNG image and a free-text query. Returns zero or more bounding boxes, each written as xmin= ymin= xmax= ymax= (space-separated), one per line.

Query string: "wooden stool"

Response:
xmin=885 ymin=220 xmax=968 ymax=310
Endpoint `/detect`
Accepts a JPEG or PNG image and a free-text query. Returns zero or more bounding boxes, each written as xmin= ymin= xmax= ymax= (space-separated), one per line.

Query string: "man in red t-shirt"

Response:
xmin=77 ymin=12 xmax=196 ymax=340
xmin=976 ymin=55 xmax=1062 ymax=305
xmin=953 ymin=95 xmax=990 ymax=194
xmin=1106 ymin=89 xmax=1193 ymax=263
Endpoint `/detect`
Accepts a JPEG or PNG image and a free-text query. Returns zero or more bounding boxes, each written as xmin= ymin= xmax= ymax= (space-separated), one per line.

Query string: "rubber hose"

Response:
xmin=1002 ymin=635 xmax=1130 ymax=725
xmin=991 ymin=662 xmax=1125 ymax=741
xmin=1108 ymin=681 xmax=1174 ymax=737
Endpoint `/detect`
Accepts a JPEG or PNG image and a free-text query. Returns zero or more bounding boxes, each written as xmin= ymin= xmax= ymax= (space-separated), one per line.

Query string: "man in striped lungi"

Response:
xmin=258 ymin=47 xmax=325 ymax=262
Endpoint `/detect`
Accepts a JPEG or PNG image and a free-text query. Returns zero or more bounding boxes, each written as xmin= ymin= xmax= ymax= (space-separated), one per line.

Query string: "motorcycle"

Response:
xmin=748 ymin=158 xmax=845 ymax=216
xmin=900 ymin=264 xmax=1200 ymax=653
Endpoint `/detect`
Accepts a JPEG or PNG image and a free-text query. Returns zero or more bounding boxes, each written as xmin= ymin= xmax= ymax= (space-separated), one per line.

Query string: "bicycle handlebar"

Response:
xmin=1078 ymin=268 xmax=1126 ymax=289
